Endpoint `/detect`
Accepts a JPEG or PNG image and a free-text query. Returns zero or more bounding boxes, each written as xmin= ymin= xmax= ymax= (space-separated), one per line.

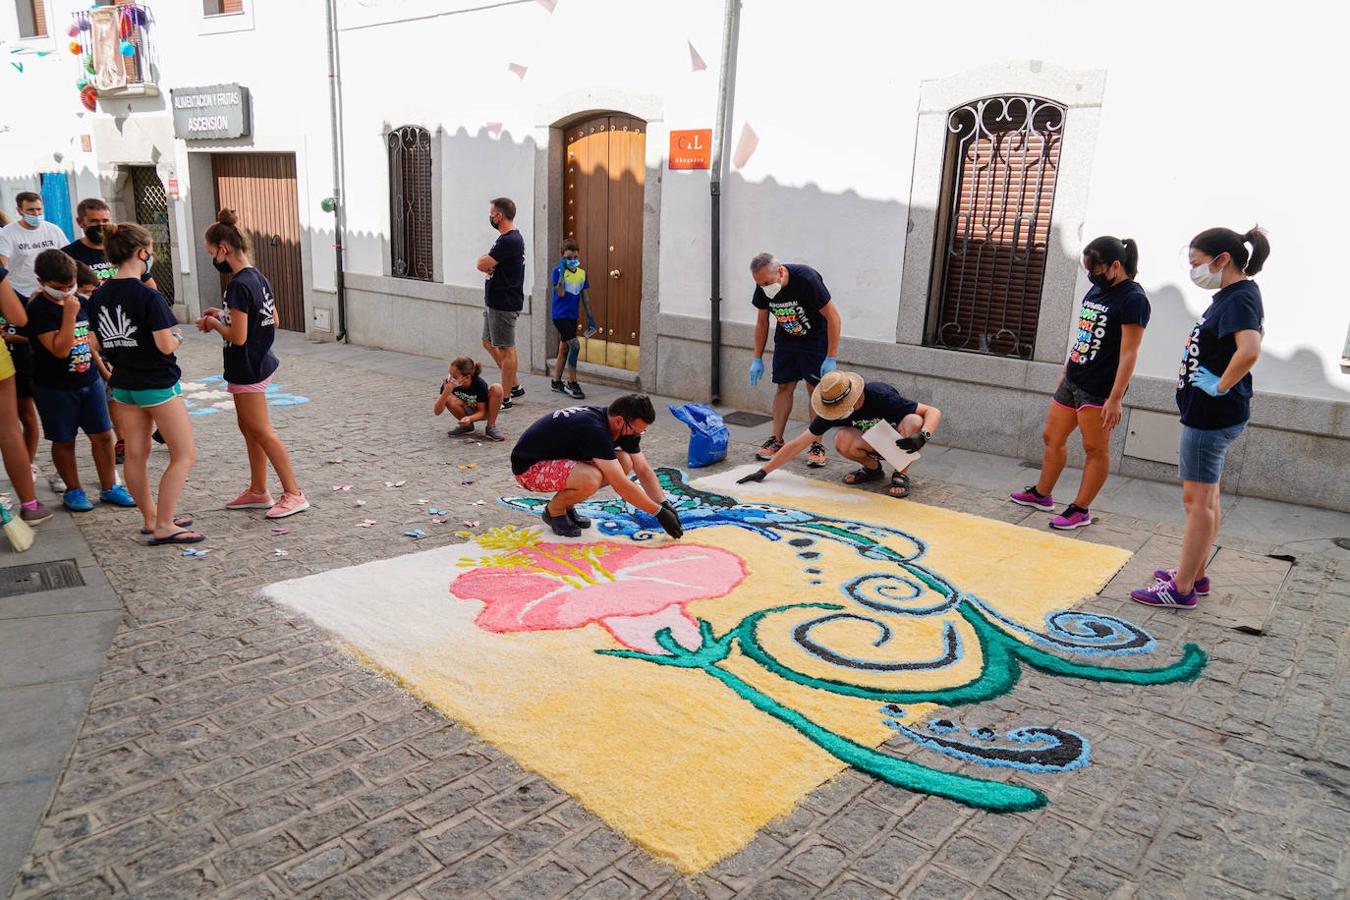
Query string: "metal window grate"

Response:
xmin=388 ymin=125 xmax=434 ymax=282
xmin=129 ymin=165 xmax=175 ymax=303
xmin=0 ymin=559 xmax=84 ymax=598
xmin=925 ymin=95 xmax=1066 ymax=359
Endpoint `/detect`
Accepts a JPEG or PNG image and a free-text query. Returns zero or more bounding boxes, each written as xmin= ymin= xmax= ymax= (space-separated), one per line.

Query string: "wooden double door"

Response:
xmin=210 ymin=153 xmax=304 ymax=331
xmin=564 ymin=114 xmax=645 ymax=371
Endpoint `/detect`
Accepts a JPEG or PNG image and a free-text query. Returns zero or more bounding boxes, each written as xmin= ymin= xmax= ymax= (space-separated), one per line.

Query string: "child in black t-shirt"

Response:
xmin=76 ymin=261 xmax=125 ymax=464
xmin=435 ymin=356 xmax=504 ymax=442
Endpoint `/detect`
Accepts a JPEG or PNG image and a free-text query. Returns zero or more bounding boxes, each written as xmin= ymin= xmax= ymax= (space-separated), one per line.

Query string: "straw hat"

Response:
xmin=810 ymin=370 xmax=865 ymax=420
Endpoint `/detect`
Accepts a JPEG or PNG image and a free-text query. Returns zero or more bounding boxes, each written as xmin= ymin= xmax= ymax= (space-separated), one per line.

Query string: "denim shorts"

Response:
xmin=1052 ymin=378 xmax=1106 ymax=410
xmin=32 ymin=378 xmax=113 ymax=442
xmin=1178 ymin=423 xmax=1245 ymax=484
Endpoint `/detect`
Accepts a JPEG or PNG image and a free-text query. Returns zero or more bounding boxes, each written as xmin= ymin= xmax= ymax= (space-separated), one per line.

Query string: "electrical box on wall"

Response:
xmin=1123 ymin=409 xmax=1182 ymax=465
xmin=313 ymin=308 xmax=332 ymax=332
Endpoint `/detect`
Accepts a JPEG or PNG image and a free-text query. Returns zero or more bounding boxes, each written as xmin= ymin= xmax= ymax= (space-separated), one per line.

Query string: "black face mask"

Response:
xmin=83 ymin=224 xmax=104 ymax=245
xmin=488 ymin=215 xmax=498 ymax=230
xmin=212 ymin=254 xmax=233 ymax=274
xmin=1088 ymin=272 xmax=1114 ymax=290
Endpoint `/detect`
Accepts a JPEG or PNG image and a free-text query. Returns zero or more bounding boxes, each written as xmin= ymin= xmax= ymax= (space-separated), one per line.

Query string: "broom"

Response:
xmin=0 ymin=498 xmax=34 ymax=552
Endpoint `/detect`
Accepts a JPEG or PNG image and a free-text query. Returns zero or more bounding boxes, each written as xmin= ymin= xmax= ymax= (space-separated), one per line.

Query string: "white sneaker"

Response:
xmin=48 ymin=473 xmax=67 ymax=495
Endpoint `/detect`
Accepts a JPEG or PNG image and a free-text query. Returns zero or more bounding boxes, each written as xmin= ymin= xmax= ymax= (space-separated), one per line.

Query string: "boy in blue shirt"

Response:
xmin=549 ymin=239 xmax=596 ymax=400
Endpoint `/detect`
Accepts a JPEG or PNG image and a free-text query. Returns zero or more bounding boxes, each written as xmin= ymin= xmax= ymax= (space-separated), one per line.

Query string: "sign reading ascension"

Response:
xmin=170 ymin=84 xmax=252 ymax=141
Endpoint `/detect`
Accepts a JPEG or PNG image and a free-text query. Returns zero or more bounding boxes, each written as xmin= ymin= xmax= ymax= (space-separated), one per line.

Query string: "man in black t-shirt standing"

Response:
xmin=61 ymin=198 xmax=157 ymax=289
xmin=510 ymin=393 xmax=683 ymax=539
xmin=477 ymin=197 xmax=525 ymax=408
xmin=748 ymin=252 xmax=841 ymax=469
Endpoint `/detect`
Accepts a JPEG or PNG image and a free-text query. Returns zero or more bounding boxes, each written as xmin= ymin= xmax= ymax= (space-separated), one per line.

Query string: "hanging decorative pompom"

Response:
xmin=68 ymin=23 xmax=79 ymax=37
xmin=80 ymin=85 xmax=98 ymax=112
xmin=119 ymin=41 xmax=135 ymax=57
xmin=69 ymin=41 xmax=82 ymax=55
xmin=78 ymin=17 xmax=91 ymax=31
xmin=76 ymin=77 xmax=87 ymax=89
xmin=84 ymin=58 xmax=95 ymax=75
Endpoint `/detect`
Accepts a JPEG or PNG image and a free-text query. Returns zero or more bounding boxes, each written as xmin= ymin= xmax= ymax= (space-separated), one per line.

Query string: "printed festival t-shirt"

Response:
xmin=751 ymin=263 xmax=831 ymax=353
xmin=510 ymin=405 xmax=642 ymax=475
xmin=88 ymin=277 xmax=180 ymax=391
xmin=1064 ymin=279 xmax=1151 ymax=399
xmin=485 ymin=229 xmax=526 ymax=312
xmin=1176 ymin=280 xmax=1264 ymax=430
xmin=221 ymin=267 xmax=280 ymax=386
xmin=0 ymin=221 xmax=69 ymax=297
xmin=448 ymin=374 xmax=490 ymax=410
xmin=550 ymin=263 xmax=589 ymax=321
xmin=62 ymin=240 xmax=152 ymax=284
xmin=809 ymin=382 xmax=918 ymax=436
xmin=23 ymin=293 xmax=98 ymax=389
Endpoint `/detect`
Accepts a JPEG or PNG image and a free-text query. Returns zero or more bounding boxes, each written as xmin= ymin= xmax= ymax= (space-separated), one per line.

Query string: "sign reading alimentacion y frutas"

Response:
xmin=170 ymin=84 xmax=251 ymax=141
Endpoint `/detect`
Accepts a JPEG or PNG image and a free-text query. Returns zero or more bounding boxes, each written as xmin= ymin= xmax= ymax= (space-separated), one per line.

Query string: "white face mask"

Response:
xmin=760 ymin=278 xmax=782 ymax=300
xmin=1189 ymin=260 xmax=1224 ymax=291
xmin=42 ymin=285 xmax=74 ymax=300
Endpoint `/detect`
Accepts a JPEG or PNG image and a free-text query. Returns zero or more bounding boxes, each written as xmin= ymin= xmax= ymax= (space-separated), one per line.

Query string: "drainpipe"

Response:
xmin=325 ymin=0 xmax=350 ymax=343
xmin=708 ymin=0 xmax=741 ymax=404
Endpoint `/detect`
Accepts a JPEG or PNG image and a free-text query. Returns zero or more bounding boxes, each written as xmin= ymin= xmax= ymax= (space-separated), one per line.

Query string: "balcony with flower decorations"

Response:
xmin=68 ymin=3 xmax=159 ymax=107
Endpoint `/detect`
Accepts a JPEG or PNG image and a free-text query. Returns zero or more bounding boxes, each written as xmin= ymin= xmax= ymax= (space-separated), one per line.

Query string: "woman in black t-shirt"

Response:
xmin=196 ymin=209 xmax=308 ymax=521
xmin=1131 ymin=226 xmax=1269 ymax=611
xmin=1011 ymin=237 xmax=1149 ymax=531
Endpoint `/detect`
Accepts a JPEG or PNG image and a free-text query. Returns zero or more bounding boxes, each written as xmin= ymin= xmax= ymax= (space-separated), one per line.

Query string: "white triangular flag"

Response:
xmin=687 ymin=40 xmax=706 ymax=72
xmin=732 ymin=123 xmax=759 ymax=169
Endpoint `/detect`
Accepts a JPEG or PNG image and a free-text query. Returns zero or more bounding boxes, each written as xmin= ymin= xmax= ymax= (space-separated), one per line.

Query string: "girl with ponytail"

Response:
xmin=1011 ymin=236 xmax=1151 ymax=530
xmin=1131 ymin=226 xmax=1268 ymax=610
xmin=197 ymin=209 xmax=308 ymax=519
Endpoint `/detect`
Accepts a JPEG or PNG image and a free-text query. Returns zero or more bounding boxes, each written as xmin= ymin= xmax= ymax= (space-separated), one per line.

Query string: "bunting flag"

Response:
xmin=732 ymin=122 xmax=759 ymax=169
xmin=688 ymin=40 xmax=707 ymax=72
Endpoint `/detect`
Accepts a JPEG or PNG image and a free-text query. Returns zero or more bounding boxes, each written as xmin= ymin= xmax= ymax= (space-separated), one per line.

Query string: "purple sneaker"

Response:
xmin=1010 ymin=486 xmax=1054 ymax=511
xmin=1050 ymin=504 xmax=1092 ymax=530
xmin=1153 ymin=568 xmax=1211 ymax=596
xmin=1130 ymin=579 xmax=1197 ymax=610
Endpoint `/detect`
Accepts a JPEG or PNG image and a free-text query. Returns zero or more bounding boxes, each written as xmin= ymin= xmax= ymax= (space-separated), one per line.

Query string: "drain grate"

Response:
xmin=1334 ymin=537 xmax=1350 ymax=551
xmin=0 ymin=559 xmax=84 ymax=598
xmin=722 ymin=411 xmax=772 ymax=428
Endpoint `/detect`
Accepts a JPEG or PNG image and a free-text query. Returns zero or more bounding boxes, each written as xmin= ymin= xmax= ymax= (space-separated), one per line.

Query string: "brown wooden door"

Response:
xmin=210 ymin=153 xmax=305 ymax=331
xmin=564 ymin=114 xmax=645 ymax=371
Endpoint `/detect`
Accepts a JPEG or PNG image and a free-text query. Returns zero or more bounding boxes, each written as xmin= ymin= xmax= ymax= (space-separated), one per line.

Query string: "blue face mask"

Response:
xmin=21 ymin=214 xmax=43 ymax=227
xmin=565 ymin=259 xmax=580 ymax=270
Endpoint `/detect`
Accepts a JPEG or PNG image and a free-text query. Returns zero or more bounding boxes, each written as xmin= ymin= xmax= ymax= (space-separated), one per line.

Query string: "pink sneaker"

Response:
xmin=1050 ymin=504 xmax=1093 ymax=530
xmin=265 ymin=491 xmax=310 ymax=519
xmin=226 ymin=489 xmax=275 ymax=510
xmin=1010 ymin=486 xmax=1054 ymax=511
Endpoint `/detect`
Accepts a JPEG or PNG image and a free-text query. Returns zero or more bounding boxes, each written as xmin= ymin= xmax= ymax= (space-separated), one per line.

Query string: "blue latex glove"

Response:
xmin=749 ymin=358 xmax=764 ymax=386
xmin=1189 ymin=365 xmax=1227 ymax=397
xmin=820 ymin=356 xmax=837 ymax=376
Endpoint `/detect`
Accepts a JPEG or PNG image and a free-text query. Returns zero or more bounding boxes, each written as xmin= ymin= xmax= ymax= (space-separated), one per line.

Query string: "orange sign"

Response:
xmin=669 ymin=129 xmax=712 ymax=170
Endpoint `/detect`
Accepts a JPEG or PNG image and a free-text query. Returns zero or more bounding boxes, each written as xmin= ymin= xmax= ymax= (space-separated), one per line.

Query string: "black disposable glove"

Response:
xmin=655 ymin=503 xmax=684 ymax=539
xmin=896 ymin=432 xmax=927 ymax=453
xmin=736 ymin=469 xmax=768 ymax=484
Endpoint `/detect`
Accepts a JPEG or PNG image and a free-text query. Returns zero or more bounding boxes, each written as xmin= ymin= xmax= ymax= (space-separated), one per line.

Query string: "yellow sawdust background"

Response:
xmin=266 ymin=479 xmax=1130 ymax=873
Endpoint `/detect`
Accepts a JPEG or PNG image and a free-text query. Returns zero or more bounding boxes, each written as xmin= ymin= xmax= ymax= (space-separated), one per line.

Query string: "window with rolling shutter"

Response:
xmin=18 ymin=0 xmax=48 ymax=37
xmin=925 ymin=95 xmax=1066 ymax=359
xmin=202 ymin=0 xmax=244 ymax=15
xmin=387 ymin=125 xmax=434 ymax=282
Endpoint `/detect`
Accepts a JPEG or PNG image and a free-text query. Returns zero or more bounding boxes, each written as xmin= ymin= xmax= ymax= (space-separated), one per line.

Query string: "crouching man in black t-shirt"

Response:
xmin=509 ymin=393 xmax=684 ymax=539
xmin=738 ymin=370 xmax=942 ymax=499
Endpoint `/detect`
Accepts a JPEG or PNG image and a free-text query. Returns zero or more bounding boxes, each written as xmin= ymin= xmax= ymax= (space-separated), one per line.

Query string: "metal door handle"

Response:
xmin=609 ymin=269 xmax=621 ymax=279
xmin=270 ymin=234 xmax=280 ymax=247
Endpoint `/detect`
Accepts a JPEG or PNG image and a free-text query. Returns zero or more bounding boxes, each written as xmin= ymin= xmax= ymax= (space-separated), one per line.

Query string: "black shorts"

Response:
xmin=8 ymin=343 xmax=33 ymax=399
xmin=1052 ymin=377 xmax=1107 ymax=410
xmin=772 ymin=344 xmax=827 ymax=385
xmin=552 ymin=318 xmax=578 ymax=342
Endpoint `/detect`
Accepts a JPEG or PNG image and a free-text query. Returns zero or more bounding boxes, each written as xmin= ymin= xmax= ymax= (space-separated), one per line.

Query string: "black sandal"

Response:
xmin=888 ymin=471 xmax=912 ymax=498
xmin=843 ymin=465 xmax=885 ymax=485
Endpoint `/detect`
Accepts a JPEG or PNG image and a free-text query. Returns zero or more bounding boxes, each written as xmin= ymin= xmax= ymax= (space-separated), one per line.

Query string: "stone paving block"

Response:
xmin=279 ymin=842 xmax=362 ymax=893
xmin=115 ymin=829 xmax=220 ymax=890
xmin=347 ymin=813 xmax=424 ymax=859
xmin=131 ymin=866 xmax=221 ymax=900
xmin=783 ymin=840 xmax=847 ymax=888
xmin=351 ymin=842 xmax=441 ymax=896
xmin=287 ymin=802 xmax=367 ymax=851
xmin=490 ymin=857 xmax=585 ymax=900
xmin=421 ymin=813 xmax=505 ymax=866
xmin=417 ymin=850 xmax=511 ymax=898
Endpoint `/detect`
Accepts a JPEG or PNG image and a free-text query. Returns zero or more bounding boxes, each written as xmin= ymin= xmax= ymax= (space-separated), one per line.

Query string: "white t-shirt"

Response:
xmin=0 ymin=221 xmax=69 ymax=297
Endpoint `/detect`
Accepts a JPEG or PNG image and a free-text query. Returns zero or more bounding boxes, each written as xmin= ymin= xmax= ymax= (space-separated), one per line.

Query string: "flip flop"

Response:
xmin=147 ymin=529 xmax=206 ymax=546
xmin=141 ymin=515 xmax=194 ymax=535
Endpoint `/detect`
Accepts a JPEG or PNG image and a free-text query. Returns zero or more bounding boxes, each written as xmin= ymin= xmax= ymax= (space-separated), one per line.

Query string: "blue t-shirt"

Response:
xmin=485 ymin=229 xmax=525 ymax=312
xmin=550 ymin=263 xmax=589 ymax=321
xmin=751 ymin=263 xmax=832 ymax=352
xmin=1176 ymin=280 xmax=1264 ymax=429
xmin=809 ymin=382 xmax=918 ymax=436
xmin=88 ymin=277 xmax=180 ymax=391
xmin=221 ymin=267 xmax=279 ymax=386
xmin=1064 ymin=280 xmax=1150 ymax=399
xmin=510 ymin=405 xmax=642 ymax=476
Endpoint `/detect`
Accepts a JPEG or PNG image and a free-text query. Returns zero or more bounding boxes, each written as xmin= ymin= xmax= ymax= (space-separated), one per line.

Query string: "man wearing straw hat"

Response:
xmin=737 ymin=370 xmax=941 ymax=499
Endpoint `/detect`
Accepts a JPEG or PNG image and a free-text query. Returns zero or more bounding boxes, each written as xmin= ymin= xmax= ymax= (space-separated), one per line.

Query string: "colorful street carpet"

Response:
xmin=263 ymin=467 xmax=1204 ymax=872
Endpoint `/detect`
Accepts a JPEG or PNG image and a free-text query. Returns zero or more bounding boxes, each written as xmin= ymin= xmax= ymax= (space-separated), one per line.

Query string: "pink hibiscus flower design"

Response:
xmin=450 ymin=528 xmax=747 ymax=653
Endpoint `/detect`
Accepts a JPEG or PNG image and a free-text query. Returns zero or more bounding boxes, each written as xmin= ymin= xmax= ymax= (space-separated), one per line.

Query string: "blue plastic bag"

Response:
xmin=669 ymin=403 xmax=729 ymax=468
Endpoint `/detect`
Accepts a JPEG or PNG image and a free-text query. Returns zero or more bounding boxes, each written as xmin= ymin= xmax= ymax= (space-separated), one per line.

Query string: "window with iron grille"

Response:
xmin=17 ymin=0 xmax=48 ymax=37
xmin=925 ymin=95 xmax=1066 ymax=359
xmin=387 ymin=125 xmax=434 ymax=282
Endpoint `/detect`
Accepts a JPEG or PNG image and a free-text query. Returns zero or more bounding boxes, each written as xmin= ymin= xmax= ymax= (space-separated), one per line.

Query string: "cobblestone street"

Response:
xmin=7 ymin=332 xmax=1349 ymax=899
